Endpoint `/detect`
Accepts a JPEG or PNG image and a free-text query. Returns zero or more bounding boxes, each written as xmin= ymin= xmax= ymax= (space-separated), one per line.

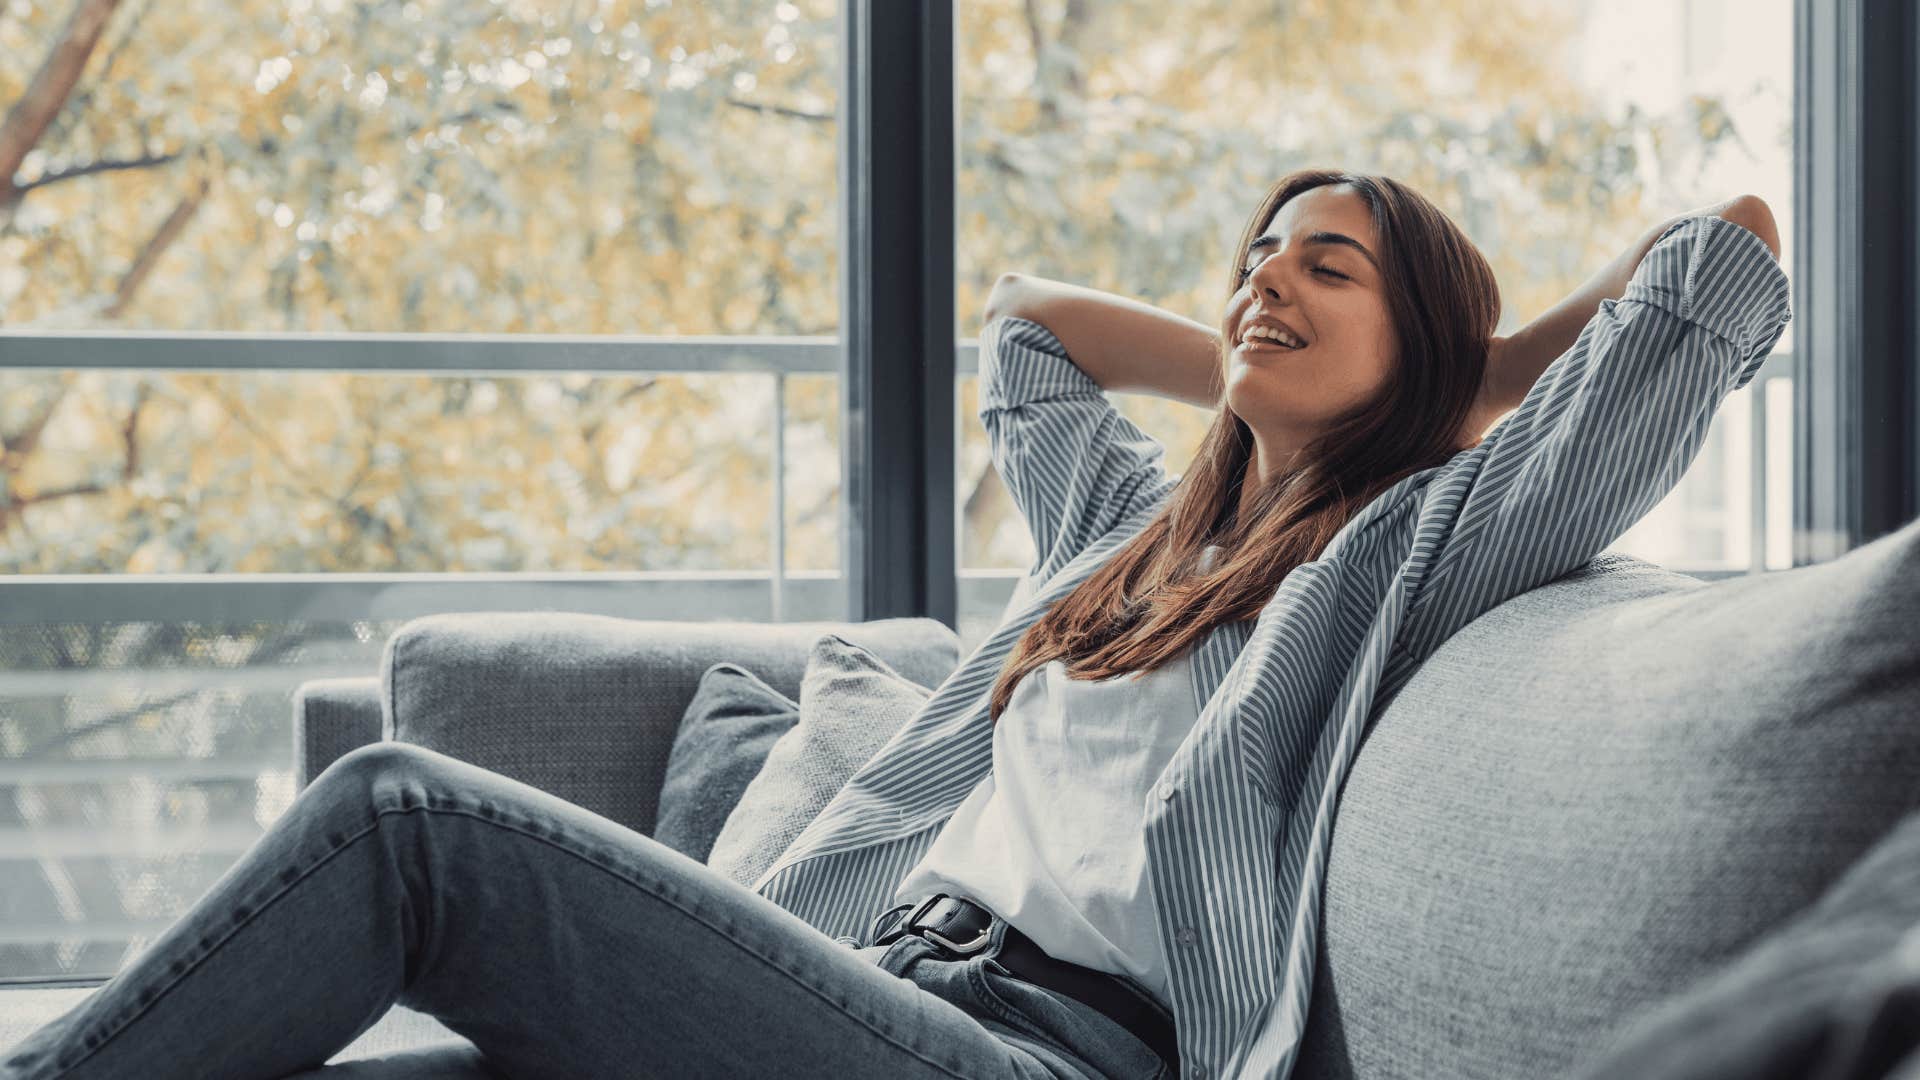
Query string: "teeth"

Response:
xmin=1245 ymin=325 xmax=1303 ymax=349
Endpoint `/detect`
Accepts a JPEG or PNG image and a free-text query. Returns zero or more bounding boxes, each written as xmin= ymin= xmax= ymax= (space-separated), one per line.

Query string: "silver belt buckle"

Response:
xmin=917 ymin=895 xmax=993 ymax=956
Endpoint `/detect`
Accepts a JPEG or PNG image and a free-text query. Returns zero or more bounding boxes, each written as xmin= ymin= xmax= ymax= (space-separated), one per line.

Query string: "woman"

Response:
xmin=3 ymin=171 xmax=1788 ymax=1080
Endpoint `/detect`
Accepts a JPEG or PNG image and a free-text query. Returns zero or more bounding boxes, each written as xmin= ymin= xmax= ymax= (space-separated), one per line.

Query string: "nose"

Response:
xmin=1246 ymin=252 xmax=1298 ymax=303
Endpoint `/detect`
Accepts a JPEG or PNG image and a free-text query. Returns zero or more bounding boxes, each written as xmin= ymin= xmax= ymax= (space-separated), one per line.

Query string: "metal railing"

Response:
xmin=0 ymin=333 xmax=1008 ymax=628
xmin=0 ymin=334 xmax=1794 ymax=629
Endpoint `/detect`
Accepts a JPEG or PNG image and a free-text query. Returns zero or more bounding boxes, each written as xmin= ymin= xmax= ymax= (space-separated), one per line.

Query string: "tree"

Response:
xmin=0 ymin=0 xmax=1761 ymax=577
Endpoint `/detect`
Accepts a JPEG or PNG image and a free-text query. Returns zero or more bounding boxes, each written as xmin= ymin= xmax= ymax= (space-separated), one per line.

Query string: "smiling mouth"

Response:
xmin=1238 ymin=338 xmax=1305 ymax=353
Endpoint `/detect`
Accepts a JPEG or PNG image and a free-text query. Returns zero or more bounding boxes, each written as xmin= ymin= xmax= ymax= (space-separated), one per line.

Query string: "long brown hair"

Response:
xmin=986 ymin=169 xmax=1501 ymax=725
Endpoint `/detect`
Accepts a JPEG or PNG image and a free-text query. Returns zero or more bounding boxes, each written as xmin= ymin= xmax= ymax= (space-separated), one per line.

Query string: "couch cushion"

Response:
xmin=380 ymin=614 xmax=960 ymax=837
xmin=652 ymin=663 xmax=801 ymax=864
xmin=1291 ymin=516 xmax=1920 ymax=1080
xmin=706 ymin=634 xmax=933 ymax=889
xmin=1564 ymin=806 xmax=1920 ymax=1080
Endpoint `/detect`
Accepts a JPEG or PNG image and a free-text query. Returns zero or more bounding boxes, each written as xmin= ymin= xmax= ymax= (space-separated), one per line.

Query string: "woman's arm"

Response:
xmin=1476 ymin=196 xmax=1782 ymax=427
xmin=982 ymin=273 xmax=1225 ymax=410
xmin=1397 ymin=210 xmax=1791 ymax=667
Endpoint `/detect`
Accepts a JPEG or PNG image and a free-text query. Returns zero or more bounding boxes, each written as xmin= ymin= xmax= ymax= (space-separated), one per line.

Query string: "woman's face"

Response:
xmin=1222 ymin=184 xmax=1398 ymax=464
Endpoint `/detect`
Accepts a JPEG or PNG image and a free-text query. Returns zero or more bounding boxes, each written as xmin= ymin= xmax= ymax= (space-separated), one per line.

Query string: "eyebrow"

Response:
xmin=1246 ymin=230 xmax=1381 ymax=273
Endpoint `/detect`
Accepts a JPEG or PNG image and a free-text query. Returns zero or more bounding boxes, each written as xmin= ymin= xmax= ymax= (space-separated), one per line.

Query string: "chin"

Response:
xmin=1225 ymin=387 xmax=1324 ymax=437
xmin=1223 ymin=381 xmax=1283 ymax=424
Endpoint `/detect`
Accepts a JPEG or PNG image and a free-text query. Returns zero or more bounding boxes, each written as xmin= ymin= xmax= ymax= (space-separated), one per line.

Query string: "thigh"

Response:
xmin=338 ymin=742 xmax=1055 ymax=1080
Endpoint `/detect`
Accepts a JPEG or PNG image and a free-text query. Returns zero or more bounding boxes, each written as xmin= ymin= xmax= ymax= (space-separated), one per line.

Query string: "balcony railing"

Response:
xmin=0 ymin=332 xmax=1792 ymax=629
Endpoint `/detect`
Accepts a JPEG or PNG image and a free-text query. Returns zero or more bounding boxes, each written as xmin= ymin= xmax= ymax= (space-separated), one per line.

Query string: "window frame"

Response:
xmin=1793 ymin=0 xmax=1920 ymax=560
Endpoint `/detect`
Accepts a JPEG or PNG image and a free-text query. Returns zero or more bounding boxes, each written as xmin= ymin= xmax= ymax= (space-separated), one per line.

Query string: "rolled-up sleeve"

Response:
xmin=978 ymin=316 xmax=1175 ymax=579
xmin=1395 ymin=214 xmax=1792 ymax=661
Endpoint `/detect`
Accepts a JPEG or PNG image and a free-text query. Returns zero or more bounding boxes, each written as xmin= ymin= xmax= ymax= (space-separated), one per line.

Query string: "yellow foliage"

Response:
xmin=0 ymin=0 xmax=1781 ymax=578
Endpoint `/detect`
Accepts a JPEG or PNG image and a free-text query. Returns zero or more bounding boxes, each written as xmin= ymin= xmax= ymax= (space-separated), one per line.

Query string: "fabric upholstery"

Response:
xmin=1290 ymin=518 xmax=1920 ymax=1080
xmin=378 ymin=613 xmax=960 ymax=837
xmin=1564 ymin=807 xmax=1920 ymax=1080
xmin=706 ymin=634 xmax=934 ymax=889
xmin=652 ymin=662 xmax=801 ymax=864
xmin=292 ymin=676 xmax=384 ymax=787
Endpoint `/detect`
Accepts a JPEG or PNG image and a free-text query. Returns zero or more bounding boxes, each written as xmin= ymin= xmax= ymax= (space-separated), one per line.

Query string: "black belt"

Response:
xmin=868 ymin=893 xmax=1180 ymax=1076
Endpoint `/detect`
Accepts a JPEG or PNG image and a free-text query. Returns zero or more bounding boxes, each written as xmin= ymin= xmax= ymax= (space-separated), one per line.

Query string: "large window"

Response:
xmin=953 ymin=0 xmax=1796 ymax=651
xmin=0 ymin=0 xmax=842 ymax=982
xmin=0 ymin=0 xmax=1841 ymax=987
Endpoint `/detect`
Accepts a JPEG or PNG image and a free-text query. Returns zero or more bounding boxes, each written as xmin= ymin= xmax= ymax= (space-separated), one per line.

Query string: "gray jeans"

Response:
xmin=1 ymin=742 xmax=1171 ymax=1079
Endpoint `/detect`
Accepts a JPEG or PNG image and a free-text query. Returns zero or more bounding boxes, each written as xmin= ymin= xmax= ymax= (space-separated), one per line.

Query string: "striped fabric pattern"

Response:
xmin=748 ymin=214 xmax=1791 ymax=1079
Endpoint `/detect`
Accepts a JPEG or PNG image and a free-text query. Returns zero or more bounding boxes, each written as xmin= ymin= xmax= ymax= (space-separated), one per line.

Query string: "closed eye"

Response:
xmin=1237 ymin=264 xmax=1349 ymax=283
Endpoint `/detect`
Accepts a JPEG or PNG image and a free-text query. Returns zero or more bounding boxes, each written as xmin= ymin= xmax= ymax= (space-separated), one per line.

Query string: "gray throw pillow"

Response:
xmin=652 ymin=662 xmax=800 ymax=865
xmin=705 ymin=634 xmax=932 ymax=889
xmin=1565 ymin=808 xmax=1920 ymax=1080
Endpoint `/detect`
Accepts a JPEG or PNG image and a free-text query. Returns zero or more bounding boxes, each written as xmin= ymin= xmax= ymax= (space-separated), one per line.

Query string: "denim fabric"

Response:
xmin=0 ymin=742 xmax=1166 ymax=1080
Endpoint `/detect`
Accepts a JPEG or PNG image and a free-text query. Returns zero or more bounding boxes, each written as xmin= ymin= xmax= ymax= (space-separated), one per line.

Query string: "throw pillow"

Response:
xmin=705 ymin=633 xmax=933 ymax=890
xmin=1566 ymin=807 xmax=1920 ymax=1080
xmin=652 ymin=662 xmax=801 ymax=864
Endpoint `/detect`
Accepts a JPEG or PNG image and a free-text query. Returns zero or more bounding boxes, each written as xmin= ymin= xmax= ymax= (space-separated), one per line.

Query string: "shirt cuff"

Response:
xmin=977 ymin=316 xmax=1104 ymax=412
xmin=1620 ymin=214 xmax=1793 ymax=359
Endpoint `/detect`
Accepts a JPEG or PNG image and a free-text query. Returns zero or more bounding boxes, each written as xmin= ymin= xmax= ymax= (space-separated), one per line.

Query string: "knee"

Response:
xmin=312 ymin=740 xmax=459 ymax=805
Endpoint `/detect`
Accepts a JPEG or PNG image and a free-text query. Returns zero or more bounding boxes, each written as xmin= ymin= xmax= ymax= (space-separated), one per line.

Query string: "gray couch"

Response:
xmin=131 ymin=522 xmax=1920 ymax=1074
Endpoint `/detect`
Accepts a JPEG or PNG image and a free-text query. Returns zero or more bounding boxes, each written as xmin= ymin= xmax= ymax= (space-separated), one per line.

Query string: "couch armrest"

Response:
xmin=376 ymin=612 xmax=961 ymax=837
xmin=292 ymin=676 xmax=385 ymax=790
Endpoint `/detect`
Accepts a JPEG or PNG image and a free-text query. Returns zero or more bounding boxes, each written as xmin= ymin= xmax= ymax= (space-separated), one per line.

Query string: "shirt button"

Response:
xmin=1175 ymin=926 xmax=1197 ymax=947
xmin=1186 ymin=1064 xmax=1205 ymax=1079
xmin=1157 ymin=780 xmax=1177 ymax=801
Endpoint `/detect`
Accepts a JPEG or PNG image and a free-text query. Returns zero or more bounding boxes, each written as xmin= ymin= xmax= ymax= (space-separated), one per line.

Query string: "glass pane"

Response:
xmin=0 ymin=0 xmax=847 ymax=983
xmin=956 ymin=0 xmax=1795 ymax=640
xmin=0 ymin=0 xmax=839 ymax=337
xmin=0 ymin=368 xmax=849 ymax=575
xmin=0 ymin=619 xmax=403 ymax=981
xmin=782 ymin=373 xmax=840 ymax=574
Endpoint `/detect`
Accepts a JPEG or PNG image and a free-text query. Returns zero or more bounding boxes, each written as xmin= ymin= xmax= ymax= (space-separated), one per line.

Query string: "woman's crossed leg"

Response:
xmin=0 ymin=741 xmax=1063 ymax=1079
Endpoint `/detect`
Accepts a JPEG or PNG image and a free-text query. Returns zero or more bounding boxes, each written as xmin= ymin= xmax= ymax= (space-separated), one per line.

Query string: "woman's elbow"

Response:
xmin=983 ymin=272 xmax=1029 ymax=325
xmin=1716 ymin=194 xmax=1782 ymax=261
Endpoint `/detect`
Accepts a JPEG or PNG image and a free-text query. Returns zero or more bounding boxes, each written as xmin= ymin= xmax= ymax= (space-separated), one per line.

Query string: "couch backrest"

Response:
xmin=380 ymin=612 xmax=962 ymax=837
xmin=1291 ymin=522 xmax=1920 ymax=1080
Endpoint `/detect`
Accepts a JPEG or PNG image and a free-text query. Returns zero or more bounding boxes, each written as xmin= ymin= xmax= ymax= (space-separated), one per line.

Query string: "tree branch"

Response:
xmin=12 ymin=150 xmax=184 ymax=196
xmin=0 ymin=480 xmax=108 ymax=535
xmin=0 ymin=0 xmax=126 ymax=207
xmin=119 ymin=378 xmax=150 ymax=480
xmin=18 ymin=631 xmax=308 ymax=759
xmin=38 ymin=0 xmax=152 ymax=153
xmin=19 ymin=686 xmax=201 ymax=760
xmin=3 ymin=379 xmax=76 ymax=462
xmin=724 ymin=96 xmax=831 ymax=124
xmin=103 ymin=166 xmax=211 ymax=319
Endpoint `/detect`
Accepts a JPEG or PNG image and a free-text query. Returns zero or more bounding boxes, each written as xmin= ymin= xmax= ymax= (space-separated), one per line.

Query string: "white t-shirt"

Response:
xmin=891 ymin=545 xmax=1223 ymax=1009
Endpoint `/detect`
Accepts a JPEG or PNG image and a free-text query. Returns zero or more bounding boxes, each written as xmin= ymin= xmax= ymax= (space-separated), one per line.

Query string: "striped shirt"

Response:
xmin=748 ymin=214 xmax=1791 ymax=1079
xmin=887 ymin=543 xmax=1228 ymax=1009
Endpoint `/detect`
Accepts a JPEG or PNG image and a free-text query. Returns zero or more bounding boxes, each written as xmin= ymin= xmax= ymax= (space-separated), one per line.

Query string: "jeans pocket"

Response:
xmin=970 ymin=956 xmax=1168 ymax=1080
